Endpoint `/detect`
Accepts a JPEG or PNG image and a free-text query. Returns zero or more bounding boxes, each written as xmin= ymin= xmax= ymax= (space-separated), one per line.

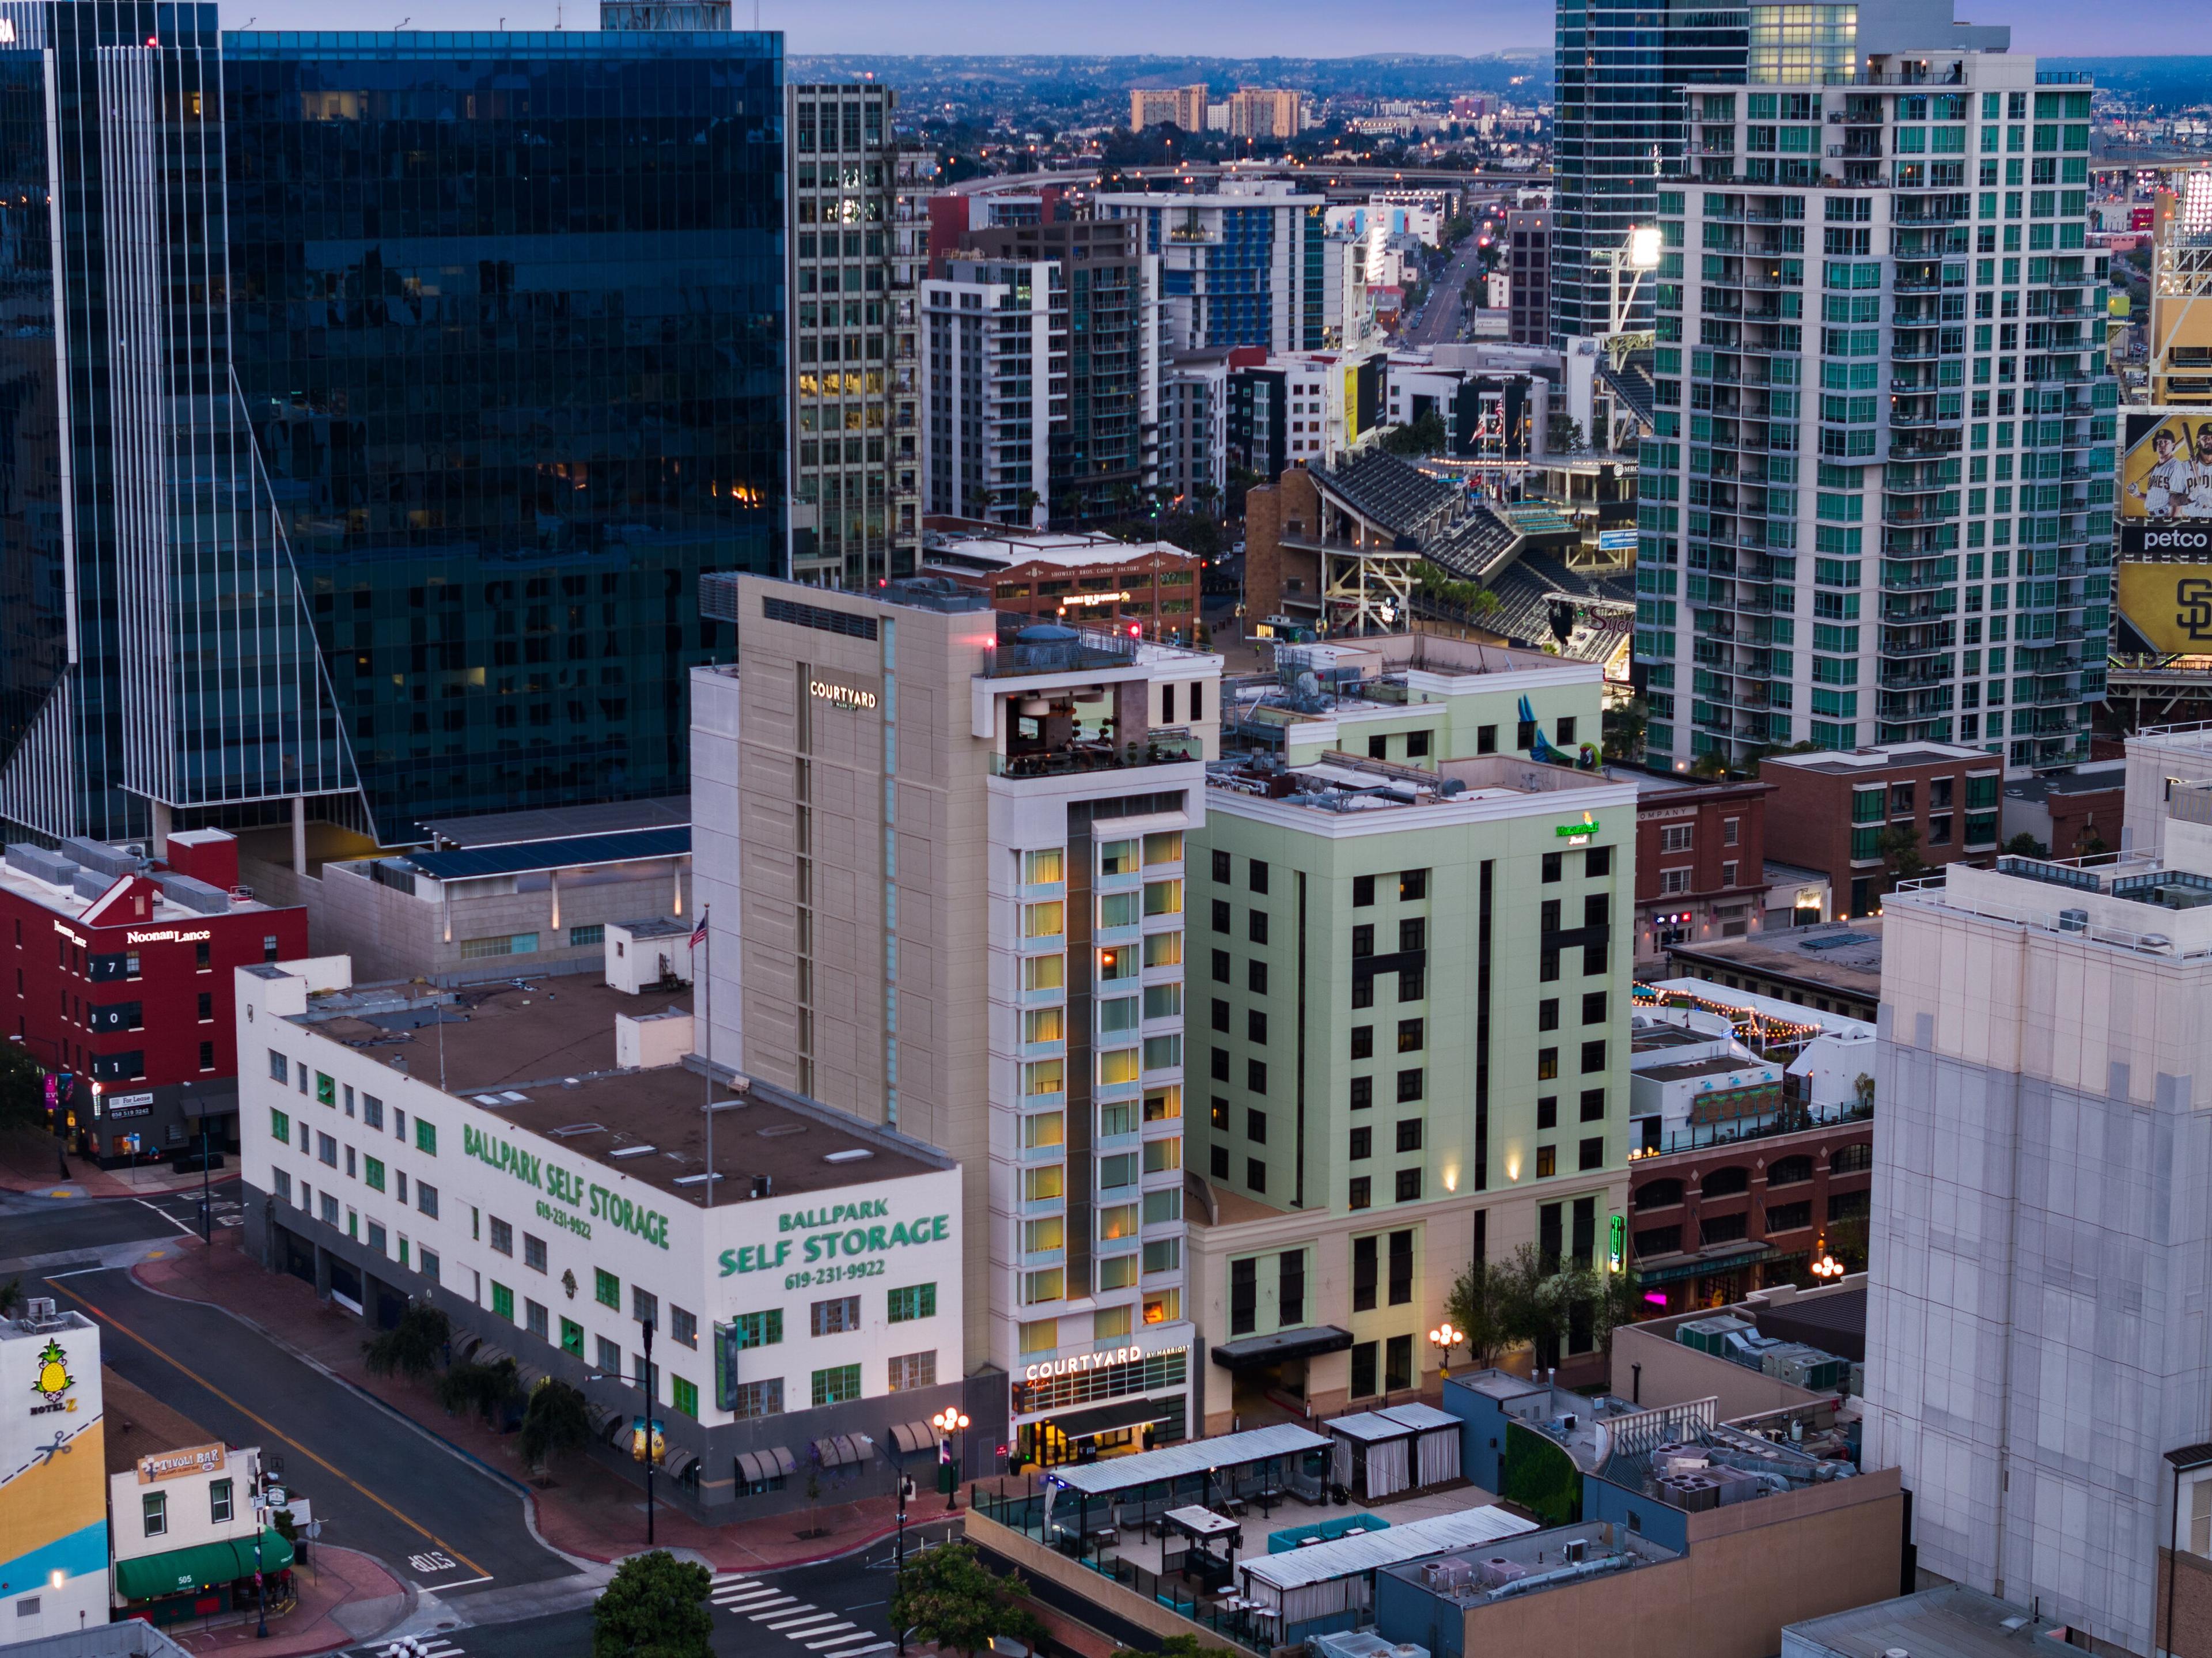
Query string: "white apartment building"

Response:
xmin=1095 ymin=180 xmax=1327 ymax=355
xmin=1637 ymin=41 xmax=2112 ymax=778
xmin=692 ymin=573 xmax=1224 ymax=1466
xmin=919 ymin=219 xmax=1158 ymax=527
xmin=234 ymin=959 xmax=969 ymax=1517
xmin=1865 ymin=723 xmax=2212 ymax=1656
xmin=1160 ymin=350 xmax=1230 ymax=509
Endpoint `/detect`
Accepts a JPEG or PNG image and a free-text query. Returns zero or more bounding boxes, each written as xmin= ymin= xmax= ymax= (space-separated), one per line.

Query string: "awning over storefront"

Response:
xmin=594 ymin=1406 xmax=628 ymax=1445
xmin=888 ymin=1421 xmax=939 ymax=1455
xmin=737 ymin=1447 xmax=796 ymax=1484
xmin=662 ymin=1448 xmax=698 ymax=1481
xmin=1051 ymin=1394 xmax=1186 ymax=1441
xmin=813 ymin=1433 xmax=876 ymax=1469
xmin=1633 ymin=1239 xmax=1777 ymax=1287
xmin=115 ymin=1530 xmax=295 ymax=1603
xmin=1209 ymin=1326 xmax=1354 ymax=1371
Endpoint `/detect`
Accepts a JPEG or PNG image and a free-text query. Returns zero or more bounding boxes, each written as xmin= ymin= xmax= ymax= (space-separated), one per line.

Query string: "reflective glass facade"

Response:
xmin=0 ymin=7 xmax=783 ymax=846
xmin=224 ymin=32 xmax=785 ymax=841
xmin=1551 ymin=1 xmax=1748 ymax=348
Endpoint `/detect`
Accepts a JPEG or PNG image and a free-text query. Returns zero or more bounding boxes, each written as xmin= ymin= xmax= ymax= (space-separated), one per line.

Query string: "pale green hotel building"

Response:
xmin=1188 ymin=633 xmax=1637 ymax=1432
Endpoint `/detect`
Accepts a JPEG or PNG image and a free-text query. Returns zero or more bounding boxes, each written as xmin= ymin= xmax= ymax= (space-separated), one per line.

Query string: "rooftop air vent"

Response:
xmin=673 ymin=1172 xmax=724 ymax=1187
xmin=759 ymin=1123 xmax=807 ymax=1138
xmin=548 ymin=1122 xmax=608 ymax=1139
xmin=824 ymin=1148 xmax=873 ymax=1164
xmin=609 ymin=1144 xmax=656 ymax=1159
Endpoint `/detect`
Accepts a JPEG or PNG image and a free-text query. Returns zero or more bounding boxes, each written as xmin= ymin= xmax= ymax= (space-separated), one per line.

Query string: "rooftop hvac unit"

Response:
xmin=2058 ymin=907 xmax=2089 ymax=933
xmin=1477 ymin=1557 xmax=1528 ymax=1588
xmin=1675 ymin=1313 xmax=1755 ymax=1354
xmin=6 ymin=843 xmax=78 ymax=887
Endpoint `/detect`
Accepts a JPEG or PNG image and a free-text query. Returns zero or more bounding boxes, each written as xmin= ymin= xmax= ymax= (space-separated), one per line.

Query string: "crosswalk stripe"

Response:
xmin=799 ymin=1627 xmax=859 ymax=1648
xmin=713 ymin=1588 xmax=772 ymax=1603
xmin=746 ymin=1600 xmax=805 ymax=1619
xmin=816 ymin=1644 xmax=893 ymax=1657
xmin=767 ymin=1612 xmax=836 ymax=1630
xmin=710 ymin=1573 xmax=755 ymax=1585
xmin=711 ymin=1580 xmax=760 ymax=1593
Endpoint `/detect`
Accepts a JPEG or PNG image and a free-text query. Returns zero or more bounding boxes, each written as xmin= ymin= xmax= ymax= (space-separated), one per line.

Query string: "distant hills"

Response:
xmin=786 ymin=53 xmax=1548 ymax=104
xmin=2043 ymin=57 xmax=2212 ymax=104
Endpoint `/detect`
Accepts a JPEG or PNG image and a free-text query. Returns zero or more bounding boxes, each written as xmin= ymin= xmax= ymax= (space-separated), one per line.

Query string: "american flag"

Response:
xmin=690 ymin=909 xmax=709 ymax=952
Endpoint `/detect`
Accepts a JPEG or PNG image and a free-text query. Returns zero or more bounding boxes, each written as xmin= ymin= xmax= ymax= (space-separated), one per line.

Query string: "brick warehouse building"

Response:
xmin=2 ymin=830 xmax=306 ymax=1165
xmin=1759 ymin=743 xmax=2003 ymax=919
xmin=1633 ymin=774 xmax=1774 ymax=968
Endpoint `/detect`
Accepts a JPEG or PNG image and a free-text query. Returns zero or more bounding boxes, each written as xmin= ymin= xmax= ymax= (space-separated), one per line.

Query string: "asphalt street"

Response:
xmin=37 ymin=1263 xmax=570 ymax=1598
xmin=0 ymin=1182 xmax=241 ymax=1271
xmin=1403 ymin=237 xmax=1490 ymax=348
xmin=377 ymin=1521 xmax=968 ymax=1658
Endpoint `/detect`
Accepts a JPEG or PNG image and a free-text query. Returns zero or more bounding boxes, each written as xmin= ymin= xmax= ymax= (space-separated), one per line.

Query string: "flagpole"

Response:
xmin=700 ymin=906 xmax=713 ymax=1210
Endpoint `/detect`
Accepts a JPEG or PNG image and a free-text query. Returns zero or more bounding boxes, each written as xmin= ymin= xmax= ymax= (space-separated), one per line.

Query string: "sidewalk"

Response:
xmin=0 ymin=1127 xmax=236 ymax=1198
xmin=134 ymin=1230 xmax=940 ymax=1571
xmin=158 ymin=1546 xmax=408 ymax=1658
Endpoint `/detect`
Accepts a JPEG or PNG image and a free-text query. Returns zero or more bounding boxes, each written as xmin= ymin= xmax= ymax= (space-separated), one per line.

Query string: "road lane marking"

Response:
xmin=43 ymin=1278 xmax=491 ymax=1581
xmin=798 ymin=1625 xmax=857 ymax=1646
xmin=135 ymin=1199 xmax=198 ymax=1239
xmin=743 ymin=1599 xmax=800 ymax=1618
xmin=717 ymin=1593 xmax=782 ymax=1610
xmin=764 ymin=1611 xmax=831 ymax=1630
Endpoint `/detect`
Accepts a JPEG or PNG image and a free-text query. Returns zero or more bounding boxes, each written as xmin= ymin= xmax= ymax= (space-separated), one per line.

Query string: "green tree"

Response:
xmin=1444 ymin=1260 xmax=1514 ymax=1367
xmin=1491 ymin=1244 xmax=1566 ymax=1358
xmin=434 ymin=1356 xmax=523 ymax=1424
xmin=519 ymin=1379 xmax=595 ymax=1472
xmin=0 ymin=1042 xmax=48 ymax=1134
xmin=362 ymin=1301 xmax=450 ymax=1381
xmin=1880 ymin=824 xmax=1927 ymax=887
xmin=1602 ymin=699 xmax=1647 ymax=763
xmin=0 ymin=1276 xmax=21 ymax=1318
xmin=891 ymin=1541 xmax=1044 ymax=1658
xmin=592 ymin=1550 xmax=713 ymax=1658
xmin=1690 ymin=750 xmax=1729 ymax=779
xmin=1114 ymin=1639 xmax=1241 ymax=1658
xmin=1380 ymin=408 xmax=1449 ymax=456
xmin=2003 ymin=831 xmax=2050 ymax=858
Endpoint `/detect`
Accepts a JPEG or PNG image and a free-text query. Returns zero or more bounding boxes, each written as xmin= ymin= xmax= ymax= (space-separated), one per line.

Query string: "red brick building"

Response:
xmin=922 ymin=527 xmax=1201 ymax=639
xmin=1760 ymin=742 xmax=2002 ymax=919
xmin=1634 ymin=774 xmax=1774 ymax=967
xmin=1627 ymin=1117 xmax=1875 ymax=1313
xmin=2 ymin=829 xmax=307 ymax=1167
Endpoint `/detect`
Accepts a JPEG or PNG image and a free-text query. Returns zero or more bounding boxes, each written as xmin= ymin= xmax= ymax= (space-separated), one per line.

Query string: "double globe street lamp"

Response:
xmin=931 ymin=1406 xmax=970 ymax=1512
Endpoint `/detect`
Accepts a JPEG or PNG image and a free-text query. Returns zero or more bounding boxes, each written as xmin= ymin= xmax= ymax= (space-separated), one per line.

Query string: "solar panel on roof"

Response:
xmin=1801 ymin=931 xmax=1877 ymax=950
xmin=404 ymin=826 xmax=691 ymax=881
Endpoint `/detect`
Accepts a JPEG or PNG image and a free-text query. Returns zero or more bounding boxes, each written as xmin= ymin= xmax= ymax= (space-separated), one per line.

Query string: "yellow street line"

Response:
xmin=47 ymin=1278 xmax=490 ymax=1580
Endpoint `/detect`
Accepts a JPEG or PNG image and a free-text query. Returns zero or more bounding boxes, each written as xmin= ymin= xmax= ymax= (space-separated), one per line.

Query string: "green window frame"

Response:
xmin=595 ymin=1268 xmax=620 ymax=1309
xmin=415 ymin=1119 xmax=437 ymax=1155
xmin=1851 ymin=825 xmax=1884 ymax=861
xmin=811 ymin=1364 xmax=862 ymax=1408
xmin=363 ymin=1157 xmax=385 ymax=1193
xmin=734 ymin=1309 xmax=783 ymax=1349
xmin=1966 ymin=773 xmax=1999 ymax=809
xmin=671 ymin=1376 xmax=699 ymax=1418
xmin=1964 ymin=810 xmax=1999 ymax=846
xmin=560 ymin=1318 xmax=585 ymax=1356
xmin=270 ymin=1107 xmax=290 ymax=1144
xmin=491 ymin=1282 xmax=514 ymax=1322
xmin=1851 ymin=788 xmax=1885 ymax=824
xmin=888 ymin=1284 xmax=937 ymax=1324
xmin=315 ymin=1072 xmax=336 ymax=1106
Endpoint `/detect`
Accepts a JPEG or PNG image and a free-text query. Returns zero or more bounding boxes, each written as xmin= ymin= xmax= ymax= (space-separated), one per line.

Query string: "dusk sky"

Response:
xmin=226 ymin=0 xmax=2160 ymax=61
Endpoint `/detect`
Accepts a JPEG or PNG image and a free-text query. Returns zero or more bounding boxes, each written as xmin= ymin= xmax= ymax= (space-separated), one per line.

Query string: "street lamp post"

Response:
xmin=641 ymin=1318 xmax=657 ymax=1546
xmin=930 ymin=1407 xmax=969 ymax=1512
xmin=893 ymin=1474 xmax=913 ymax=1658
xmin=1428 ymin=1320 xmax=1464 ymax=1382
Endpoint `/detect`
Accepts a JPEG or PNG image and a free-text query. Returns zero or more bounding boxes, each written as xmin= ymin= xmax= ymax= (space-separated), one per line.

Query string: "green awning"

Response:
xmin=114 ymin=1529 xmax=295 ymax=1602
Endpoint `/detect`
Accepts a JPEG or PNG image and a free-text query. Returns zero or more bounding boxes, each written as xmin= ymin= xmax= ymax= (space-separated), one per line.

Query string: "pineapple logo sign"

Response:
xmin=30 ymin=1337 xmax=76 ymax=1417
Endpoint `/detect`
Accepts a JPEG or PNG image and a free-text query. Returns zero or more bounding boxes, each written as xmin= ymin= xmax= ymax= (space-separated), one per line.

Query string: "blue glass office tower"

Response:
xmin=0 ymin=3 xmax=783 ymax=846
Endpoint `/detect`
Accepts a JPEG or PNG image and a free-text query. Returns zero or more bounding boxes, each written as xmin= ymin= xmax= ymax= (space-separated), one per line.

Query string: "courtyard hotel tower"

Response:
xmin=1633 ymin=4 xmax=2113 ymax=776
xmin=692 ymin=575 xmax=1222 ymax=1466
